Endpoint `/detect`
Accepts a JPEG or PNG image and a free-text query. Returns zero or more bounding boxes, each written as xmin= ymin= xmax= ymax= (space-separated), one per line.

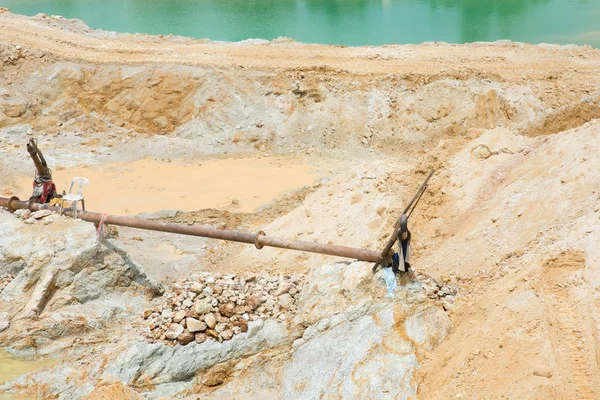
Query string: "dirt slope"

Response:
xmin=416 ymin=122 xmax=600 ymax=399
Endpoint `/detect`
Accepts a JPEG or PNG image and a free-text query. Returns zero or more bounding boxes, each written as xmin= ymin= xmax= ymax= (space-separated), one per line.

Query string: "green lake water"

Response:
xmin=1 ymin=0 xmax=599 ymax=47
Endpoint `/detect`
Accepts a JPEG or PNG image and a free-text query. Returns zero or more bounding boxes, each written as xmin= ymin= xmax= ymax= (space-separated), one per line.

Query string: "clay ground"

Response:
xmin=1 ymin=9 xmax=600 ymax=399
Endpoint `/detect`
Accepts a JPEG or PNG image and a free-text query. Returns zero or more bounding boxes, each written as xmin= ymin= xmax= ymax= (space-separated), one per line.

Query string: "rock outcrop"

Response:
xmin=0 ymin=210 xmax=157 ymax=353
xmin=1 ymin=256 xmax=453 ymax=399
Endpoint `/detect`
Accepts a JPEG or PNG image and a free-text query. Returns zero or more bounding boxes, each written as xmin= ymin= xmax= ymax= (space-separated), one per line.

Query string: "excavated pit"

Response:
xmin=1 ymin=10 xmax=600 ymax=400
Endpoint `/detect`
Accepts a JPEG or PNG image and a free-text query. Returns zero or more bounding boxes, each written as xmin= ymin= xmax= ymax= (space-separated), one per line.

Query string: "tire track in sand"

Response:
xmin=541 ymin=250 xmax=599 ymax=399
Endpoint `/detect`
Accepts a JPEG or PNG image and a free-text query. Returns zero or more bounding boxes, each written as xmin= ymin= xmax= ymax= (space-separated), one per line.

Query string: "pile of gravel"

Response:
xmin=141 ymin=272 xmax=305 ymax=345
xmin=417 ymin=271 xmax=459 ymax=311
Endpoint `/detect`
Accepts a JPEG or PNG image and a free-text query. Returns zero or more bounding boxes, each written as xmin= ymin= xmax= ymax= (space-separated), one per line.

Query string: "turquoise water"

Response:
xmin=2 ymin=0 xmax=600 ymax=47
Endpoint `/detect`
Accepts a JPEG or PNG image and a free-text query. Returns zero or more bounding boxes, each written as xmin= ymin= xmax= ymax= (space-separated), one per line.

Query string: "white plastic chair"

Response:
xmin=60 ymin=177 xmax=88 ymax=218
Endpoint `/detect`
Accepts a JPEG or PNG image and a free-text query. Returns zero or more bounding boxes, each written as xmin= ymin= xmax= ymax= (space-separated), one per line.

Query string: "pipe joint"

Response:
xmin=254 ymin=230 xmax=266 ymax=249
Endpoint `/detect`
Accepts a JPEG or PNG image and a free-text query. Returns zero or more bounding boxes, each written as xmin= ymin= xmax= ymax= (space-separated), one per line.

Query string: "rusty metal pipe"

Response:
xmin=0 ymin=197 xmax=381 ymax=263
xmin=372 ymin=169 xmax=435 ymax=271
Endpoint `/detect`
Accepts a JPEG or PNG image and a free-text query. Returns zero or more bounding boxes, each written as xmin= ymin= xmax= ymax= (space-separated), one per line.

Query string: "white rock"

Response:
xmin=276 ymin=283 xmax=293 ymax=296
xmin=265 ymin=298 xmax=276 ymax=310
xmin=194 ymin=298 xmax=213 ymax=315
xmin=31 ymin=209 xmax=53 ymax=219
xmin=173 ymin=310 xmax=187 ymax=323
xmin=186 ymin=317 xmax=207 ymax=333
xmin=203 ymin=286 xmax=214 ymax=297
xmin=205 ymin=313 xmax=216 ymax=329
xmin=165 ymin=323 xmax=184 ymax=340
xmin=279 ymin=293 xmax=294 ymax=309
xmin=280 ymin=262 xmax=453 ymax=399
xmin=14 ymin=209 xmax=30 ymax=219
xmin=215 ymin=322 xmax=227 ymax=333
xmin=190 ymin=282 xmax=204 ymax=293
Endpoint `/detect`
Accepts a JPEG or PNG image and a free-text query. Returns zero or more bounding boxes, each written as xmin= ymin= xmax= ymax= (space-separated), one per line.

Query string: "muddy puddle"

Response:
xmin=0 ymin=349 xmax=58 ymax=397
xmin=15 ymin=156 xmax=318 ymax=215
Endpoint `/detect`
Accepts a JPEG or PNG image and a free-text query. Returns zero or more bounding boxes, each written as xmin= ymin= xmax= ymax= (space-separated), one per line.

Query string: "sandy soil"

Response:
xmin=1 ymin=8 xmax=600 ymax=400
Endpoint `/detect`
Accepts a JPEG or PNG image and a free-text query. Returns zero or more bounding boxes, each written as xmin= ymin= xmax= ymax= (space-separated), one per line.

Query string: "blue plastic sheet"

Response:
xmin=381 ymin=267 xmax=397 ymax=298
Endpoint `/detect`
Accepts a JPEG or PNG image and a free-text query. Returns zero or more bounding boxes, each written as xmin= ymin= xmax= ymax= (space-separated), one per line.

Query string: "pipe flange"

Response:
xmin=254 ymin=231 xmax=266 ymax=250
xmin=7 ymin=196 xmax=19 ymax=212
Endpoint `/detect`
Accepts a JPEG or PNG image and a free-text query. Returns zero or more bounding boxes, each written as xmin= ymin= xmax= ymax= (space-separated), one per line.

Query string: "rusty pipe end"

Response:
xmin=7 ymin=196 xmax=20 ymax=213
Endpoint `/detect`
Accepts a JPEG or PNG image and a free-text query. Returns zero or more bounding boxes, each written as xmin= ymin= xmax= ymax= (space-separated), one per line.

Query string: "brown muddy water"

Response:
xmin=15 ymin=156 xmax=318 ymax=215
xmin=0 ymin=349 xmax=58 ymax=398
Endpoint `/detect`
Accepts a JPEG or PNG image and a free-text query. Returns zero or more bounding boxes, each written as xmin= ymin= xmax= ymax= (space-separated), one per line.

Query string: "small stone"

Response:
xmin=182 ymin=299 xmax=193 ymax=309
xmin=265 ymin=298 xmax=276 ymax=310
xmin=14 ymin=209 xmax=30 ymax=219
xmin=245 ymin=294 xmax=261 ymax=310
xmin=195 ymin=333 xmax=207 ymax=343
xmin=206 ymin=329 xmax=219 ymax=340
xmin=152 ymin=116 xmax=168 ymax=129
xmin=203 ymin=286 xmax=214 ymax=297
xmin=23 ymin=217 xmax=36 ymax=224
xmin=178 ymin=330 xmax=194 ymax=345
xmin=165 ymin=323 xmax=184 ymax=340
xmin=143 ymin=309 xmax=153 ymax=319
xmin=234 ymin=317 xmax=248 ymax=333
xmin=215 ymin=323 xmax=227 ymax=333
xmin=190 ymin=282 xmax=204 ymax=293
xmin=43 ymin=215 xmax=57 ymax=225
xmin=279 ymin=293 xmax=294 ymax=309
xmin=443 ymin=286 xmax=454 ymax=295
xmin=276 ymin=283 xmax=292 ymax=296
xmin=221 ymin=330 xmax=233 ymax=340
xmin=205 ymin=313 xmax=216 ymax=329
xmin=473 ymin=144 xmax=492 ymax=160
xmin=173 ymin=310 xmax=187 ymax=323
xmin=186 ymin=317 xmax=207 ymax=333
xmin=533 ymin=370 xmax=553 ymax=378
xmin=219 ymin=302 xmax=236 ymax=317
xmin=442 ymin=301 xmax=454 ymax=312
xmin=31 ymin=209 xmax=53 ymax=219
xmin=194 ymin=298 xmax=213 ymax=315
xmin=3 ymin=102 xmax=27 ymax=118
